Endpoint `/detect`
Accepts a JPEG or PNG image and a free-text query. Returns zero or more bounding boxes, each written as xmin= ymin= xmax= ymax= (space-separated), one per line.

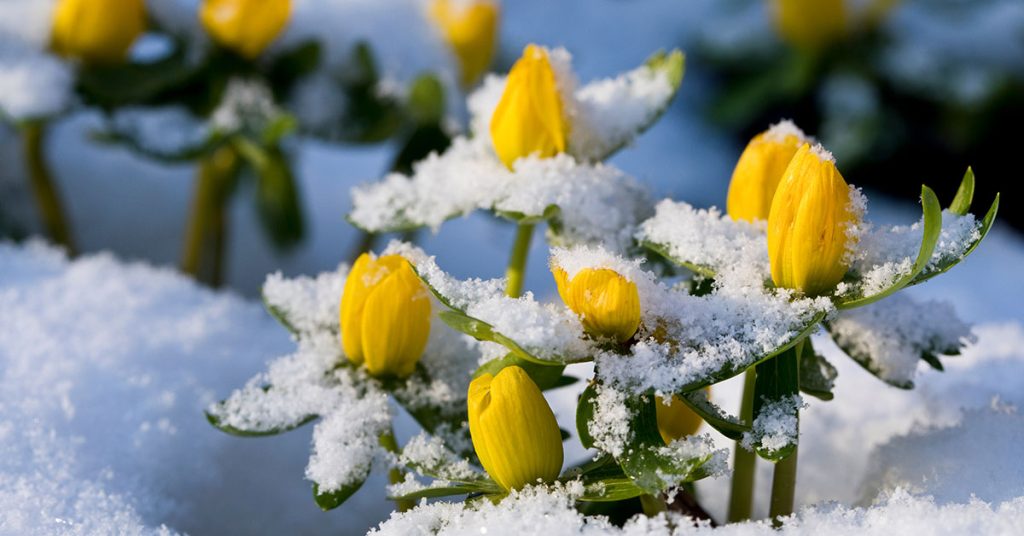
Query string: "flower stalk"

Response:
xmin=505 ymin=223 xmax=534 ymax=298
xmin=22 ymin=121 xmax=76 ymax=256
xmin=379 ymin=426 xmax=414 ymax=512
xmin=768 ymin=338 xmax=804 ymax=527
xmin=727 ymin=368 xmax=757 ymax=522
xmin=181 ymin=145 xmax=240 ymax=287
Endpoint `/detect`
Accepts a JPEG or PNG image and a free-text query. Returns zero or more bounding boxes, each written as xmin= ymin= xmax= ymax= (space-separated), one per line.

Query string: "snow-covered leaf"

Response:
xmin=314 ymin=478 xmax=366 ymax=511
xmin=799 ymin=341 xmax=838 ymax=401
xmin=677 ymin=389 xmax=750 ymax=441
xmin=746 ymin=345 xmax=803 ymax=462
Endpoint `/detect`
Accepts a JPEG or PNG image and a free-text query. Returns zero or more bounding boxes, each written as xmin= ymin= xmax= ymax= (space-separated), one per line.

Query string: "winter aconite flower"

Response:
xmin=553 ymin=266 xmax=640 ymax=343
xmin=200 ymin=0 xmax=292 ymax=59
xmin=490 ymin=44 xmax=568 ymax=169
xmin=430 ymin=0 xmax=499 ymax=87
xmin=655 ymin=394 xmax=704 ymax=445
xmin=340 ymin=253 xmax=431 ymax=378
xmin=771 ymin=0 xmax=847 ymax=51
xmin=51 ymin=0 xmax=146 ymax=64
xmin=767 ymin=144 xmax=858 ymax=296
xmin=468 ymin=366 xmax=564 ymax=491
xmin=726 ymin=122 xmax=807 ymax=222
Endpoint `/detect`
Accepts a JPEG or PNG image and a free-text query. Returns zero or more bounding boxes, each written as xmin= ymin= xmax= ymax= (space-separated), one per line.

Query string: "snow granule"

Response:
xmin=305 ymin=384 xmax=392 ymax=493
xmin=808 ymin=143 xmax=835 ymax=164
xmin=587 ymin=384 xmax=632 ymax=458
xmin=741 ymin=395 xmax=805 ymax=455
xmin=828 ymin=294 xmax=975 ymax=386
xmin=761 ymin=119 xmax=809 ymax=144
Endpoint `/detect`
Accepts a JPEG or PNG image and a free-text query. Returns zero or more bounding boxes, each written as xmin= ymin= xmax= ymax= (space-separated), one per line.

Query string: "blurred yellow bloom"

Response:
xmin=771 ymin=0 xmax=847 ymax=51
xmin=468 ymin=366 xmax=563 ymax=490
xmin=655 ymin=394 xmax=704 ymax=444
xmin=51 ymin=0 xmax=147 ymax=64
xmin=490 ymin=44 xmax=568 ymax=169
xmin=553 ymin=266 xmax=640 ymax=343
xmin=767 ymin=144 xmax=858 ymax=295
xmin=430 ymin=0 xmax=499 ymax=87
xmin=340 ymin=253 xmax=431 ymax=378
xmin=726 ymin=125 xmax=806 ymax=222
xmin=200 ymin=0 xmax=292 ymax=59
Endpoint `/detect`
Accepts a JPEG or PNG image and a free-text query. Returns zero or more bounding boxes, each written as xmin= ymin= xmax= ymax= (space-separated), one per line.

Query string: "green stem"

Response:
xmin=379 ymin=427 xmax=414 ymax=512
xmin=181 ymin=145 xmax=239 ymax=287
xmin=22 ymin=121 xmax=76 ymax=255
xmin=639 ymin=493 xmax=667 ymax=517
xmin=727 ymin=368 xmax=758 ymax=522
xmin=768 ymin=339 xmax=803 ymax=527
xmin=769 ymin=445 xmax=798 ymax=527
xmin=505 ymin=223 xmax=534 ymax=298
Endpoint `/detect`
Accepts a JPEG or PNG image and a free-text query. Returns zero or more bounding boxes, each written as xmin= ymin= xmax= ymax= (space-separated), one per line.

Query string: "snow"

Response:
xmin=0 ymin=40 xmax=73 ymax=121
xmin=740 ymin=395 xmax=805 ymax=455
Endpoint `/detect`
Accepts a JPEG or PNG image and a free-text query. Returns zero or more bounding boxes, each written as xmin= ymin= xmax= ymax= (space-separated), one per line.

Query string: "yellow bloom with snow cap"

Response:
xmin=490 ymin=44 xmax=568 ymax=169
xmin=726 ymin=123 xmax=807 ymax=222
xmin=655 ymin=394 xmax=704 ymax=445
xmin=553 ymin=266 xmax=640 ymax=343
xmin=430 ymin=0 xmax=499 ymax=88
xmin=51 ymin=0 xmax=147 ymax=64
xmin=340 ymin=253 xmax=431 ymax=378
xmin=468 ymin=366 xmax=563 ymax=491
xmin=771 ymin=0 xmax=847 ymax=51
xmin=767 ymin=143 xmax=858 ymax=296
xmin=200 ymin=0 xmax=292 ymax=59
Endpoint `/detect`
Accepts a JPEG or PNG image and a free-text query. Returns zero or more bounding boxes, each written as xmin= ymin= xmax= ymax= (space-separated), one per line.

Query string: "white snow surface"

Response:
xmin=0 ymin=39 xmax=72 ymax=121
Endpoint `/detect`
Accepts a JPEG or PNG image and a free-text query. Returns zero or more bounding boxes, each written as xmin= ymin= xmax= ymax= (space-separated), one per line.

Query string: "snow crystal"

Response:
xmin=808 ymin=143 xmax=835 ymax=164
xmin=828 ymin=294 xmax=975 ymax=386
xmin=657 ymin=434 xmax=729 ymax=484
xmin=636 ymin=200 xmax=770 ymax=288
xmin=262 ymin=266 xmax=347 ymax=335
xmin=350 ymin=140 xmax=651 ymax=252
xmin=306 ymin=385 xmax=392 ymax=493
xmin=851 ymin=210 xmax=981 ymax=297
xmin=761 ymin=119 xmax=809 ymax=144
xmin=371 ymin=484 xmax=1024 ymax=536
xmin=0 ymin=40 xmax=73 ymax=121
xmin=741 ymin=395 xmax=805 ymax=455
xmin=588 ymin=384 xmax=633 ymax=458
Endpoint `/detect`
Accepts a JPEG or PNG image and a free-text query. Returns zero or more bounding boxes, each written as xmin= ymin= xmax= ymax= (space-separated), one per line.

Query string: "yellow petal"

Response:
xmin=771 ymin=0 xmax=847 ymax=51
xmin=726 ymin=128 xmax=804 ymax=222
xmin=51 ymin=0 xmax=147 ymax=64
xmin=767 ymin=144 xmax=857 ymax=295
xmin=490 ymin=44 xmax=568 ymax=169
xmin=360 ymin=259 xmax=431 ymax=378
xmin=200 ymin=0 xmax=292 ymax=59
xmin=468 ymin=366 xmax=563 ymax=491
xmin=430 ymin=0 xmax=499 ymax=87
xmin=655 ymin=394 xmax=705 ymax=444
xmin=551 ymin=265 xmax=574 ymax=311
xmin=559 ymin=268 xmax=640 ymax=343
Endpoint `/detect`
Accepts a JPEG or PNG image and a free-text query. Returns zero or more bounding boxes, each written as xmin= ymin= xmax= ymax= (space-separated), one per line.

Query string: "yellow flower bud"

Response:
xmin=50 ymin=0 xmax=147 ymax=64
xmin=771 ymin=0 xmax=847 ymax=51
xmin=340 ymin=253 xmax=431 ymax=378
xmin=767 ymin=144 xmax=858 ymax=296
xmin=552 ymin=266 xmax=640 ymax=343
xmin=430 ymin=0 xmax=499 ymax=88
xmin=468 ymin=366 xmax=563 ymax=490
xmin=726 ymin=124 xmax=807 ymax=222
xmin=490 ymin=44 xmax=568 ymax=169
xmin=655 ymin=394 xmax=704 ymax=445
xmin=200 ymin=0 xmax=292 ymax=59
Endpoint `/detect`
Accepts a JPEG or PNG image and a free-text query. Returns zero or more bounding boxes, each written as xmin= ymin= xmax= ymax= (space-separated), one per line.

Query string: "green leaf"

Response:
xmin=824 ymin=320 xmax=914 ymax=389
xmin=268 ymin=40 xmax=322 ymax=95
xmin=589 ymin=50 xmax=686 ymax=161
xmin=921 ymin=352 xmax=945 ymax=372
xmin=576 ymin=383 xmax=599 ymax=450
xmin=206 ymin=398 xmax=317 ymax=437
xmin=909 ymin=192 xmax=999 ymax=286
xmin=388 ymin=479 xmax=503 ymax=502
xmin=639 ymin=240 xmax=716 ymax=278
xmin=799 ymin=340 xmax=837 ymax=401
xmin=750 ymin=343 xmax=802 ymax=461
xmin=949 ymin=167 xmax=975 ymax=216
xmin=474 ymin=353 xmax=567 ymax=391
xmin=837 ymin=185 xmax=942 ymax=310
xmin=577 ymin=478 xmax=646 ymax=502
xmin=389 ymin=123 xmax=452 ymax=175
xmin=676 ymin=390 xmax=750 ymax=441
xmin=234 ymin=140 xmax=305 ymax=250
xmin=406 ymin=74 xmax=446 ymax=126
xmin=77 ymin=46 xmax=199 ymax=109
xmin=263 ymin=296 xmax=299 ymax=335
xmin=495 ymin=204 xmax=561 ymax=226
xmin=438 ymin=310 xmax=587 ymax=366
xmin=314 ymin=477 xmax=367 ymax=511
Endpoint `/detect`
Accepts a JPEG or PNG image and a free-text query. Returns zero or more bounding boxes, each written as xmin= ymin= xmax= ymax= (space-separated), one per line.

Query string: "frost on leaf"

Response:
xmin=827 ymin=294 xmax=975 ymax=388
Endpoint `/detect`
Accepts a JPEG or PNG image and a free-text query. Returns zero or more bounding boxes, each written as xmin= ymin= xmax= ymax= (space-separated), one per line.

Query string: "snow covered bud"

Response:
xmin=767 ymin=144 xmax=858 ymax=296
xmin=200 ymin=0 xmax=292 ymax=59
xmin=771 ymin=0 xmax=848 ymax=51
xmin=430 ymin=0 xmax=499 ymax=87
xmin=468 ymin=366 xmax=564 ymax=491
xmin=552 ymin=266 xmax=640 ymax=343
xmin=50 ymin=0 xmax=147 ymax=64
xmin=340 ymin=253 xmax=431 ymax=378
xmin=490 ymin=44 xmax=568 ymax=169
xmin=726 ymin=123 xmax=807 ymax=222
xmin=655 ymin=394 xmax=704 ymax=445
